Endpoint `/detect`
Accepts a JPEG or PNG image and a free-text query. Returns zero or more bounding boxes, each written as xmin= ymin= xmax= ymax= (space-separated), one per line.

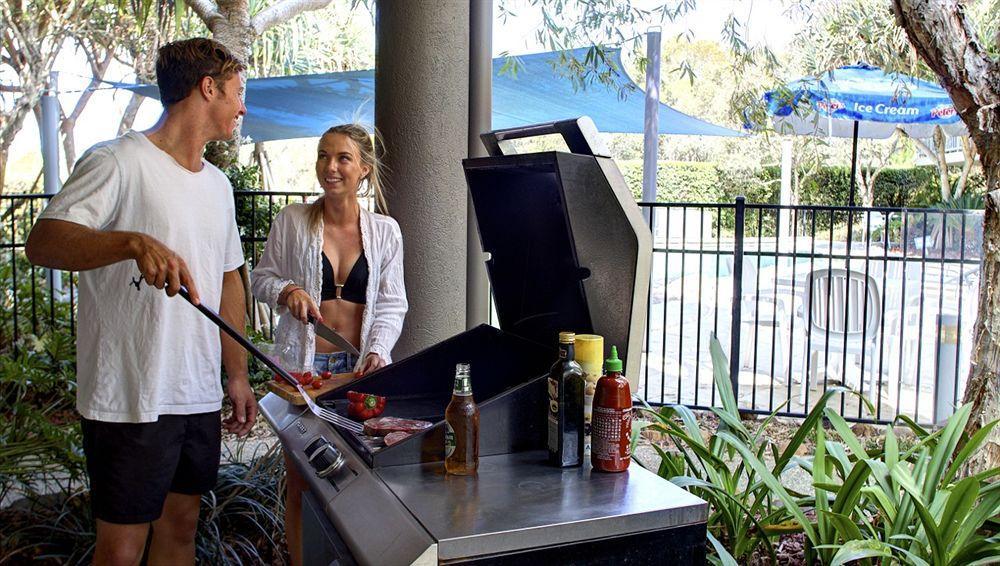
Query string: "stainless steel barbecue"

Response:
xmin=260 ymin=118 xmax=709 ymax=566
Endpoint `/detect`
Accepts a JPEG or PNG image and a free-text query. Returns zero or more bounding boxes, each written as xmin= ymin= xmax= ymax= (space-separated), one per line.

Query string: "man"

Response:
xmin=25 ymin=38 xmax=256 ymax=566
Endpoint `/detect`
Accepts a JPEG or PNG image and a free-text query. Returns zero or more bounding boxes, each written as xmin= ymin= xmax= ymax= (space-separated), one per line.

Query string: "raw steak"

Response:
xmin=384 ymin=431 xmax=412 ymax=446
xmin=363 ymin=417 xmax=433 ymax=436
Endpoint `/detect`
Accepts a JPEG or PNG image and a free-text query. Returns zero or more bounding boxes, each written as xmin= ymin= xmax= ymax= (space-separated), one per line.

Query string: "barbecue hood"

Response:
xmin=259 ymin=118 xmax=705 ymax=566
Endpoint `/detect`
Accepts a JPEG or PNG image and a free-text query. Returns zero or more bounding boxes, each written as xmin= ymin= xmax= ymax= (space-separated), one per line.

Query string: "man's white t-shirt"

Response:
xmin=40 ymin=131 xmax=245 ymax=423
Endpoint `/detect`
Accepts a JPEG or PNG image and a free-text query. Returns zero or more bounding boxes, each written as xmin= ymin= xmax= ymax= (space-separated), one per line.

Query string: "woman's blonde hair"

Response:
xmin=309 ymin=123 xmax=388 ymax=228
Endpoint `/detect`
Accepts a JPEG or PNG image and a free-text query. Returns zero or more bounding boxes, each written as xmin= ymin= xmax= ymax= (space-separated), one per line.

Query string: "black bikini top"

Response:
xmin=321 ymin=252 xmax=368 ymax=304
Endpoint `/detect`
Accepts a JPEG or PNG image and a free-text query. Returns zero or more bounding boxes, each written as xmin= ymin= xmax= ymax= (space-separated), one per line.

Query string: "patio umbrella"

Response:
xmin=761 ymin=64 xmax=966 ymax=207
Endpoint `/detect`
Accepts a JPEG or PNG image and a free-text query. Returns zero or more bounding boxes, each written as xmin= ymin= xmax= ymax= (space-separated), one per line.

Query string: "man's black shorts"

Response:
xmin=81 ymin=411 xmax=221 ymax=524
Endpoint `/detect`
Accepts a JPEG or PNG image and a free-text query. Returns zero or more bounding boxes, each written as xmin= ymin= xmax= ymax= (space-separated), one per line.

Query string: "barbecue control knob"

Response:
xmin=305 ymin=437 xmax=345 ymax=478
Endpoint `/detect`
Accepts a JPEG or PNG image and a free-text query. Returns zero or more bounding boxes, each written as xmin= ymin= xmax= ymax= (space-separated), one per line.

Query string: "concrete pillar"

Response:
xmin=376 ymin=0 xmax=470 ymax=359
xmin=467 ymin=0 xmax=491 ymax=329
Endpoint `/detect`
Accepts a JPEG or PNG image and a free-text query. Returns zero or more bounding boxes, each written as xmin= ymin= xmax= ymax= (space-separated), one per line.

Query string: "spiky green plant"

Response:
xmin=637 ymin=336 xmax=849 ymax=564
xmin=636 ymin=334 xmax=1000 ymax=565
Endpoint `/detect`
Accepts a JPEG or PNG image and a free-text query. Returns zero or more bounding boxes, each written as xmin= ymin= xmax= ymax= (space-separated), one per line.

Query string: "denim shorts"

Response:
xmin=313 ymin=351 xmax=359 ymax=374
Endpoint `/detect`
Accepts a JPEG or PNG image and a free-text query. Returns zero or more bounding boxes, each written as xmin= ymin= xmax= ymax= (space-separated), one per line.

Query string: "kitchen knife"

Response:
xmin=308 ymin=316 xmax=362 ymax=357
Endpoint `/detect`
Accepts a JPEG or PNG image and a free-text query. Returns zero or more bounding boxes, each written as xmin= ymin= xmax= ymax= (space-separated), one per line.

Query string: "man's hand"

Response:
xmin=224 ymin=376 xmax=257 ymax=436
xmin=132 ymin=233 xmax=200 ymax=304
xmin=356 ymin=353 xmax=386 ymax=377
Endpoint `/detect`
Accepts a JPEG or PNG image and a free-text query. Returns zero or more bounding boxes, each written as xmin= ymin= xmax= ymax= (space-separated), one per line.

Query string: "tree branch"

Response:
xmin=252 ymin=0 xmax=333 ymax=36
xmin=187 ymin=0 xmax=225 ymax=30
xmin=892 ymin=0 xmax=1000 ymax=137
xmin=899 ymin=127 xmax=937 ymax=162
xmin=955 ymin=136 xmax=978 ymax=197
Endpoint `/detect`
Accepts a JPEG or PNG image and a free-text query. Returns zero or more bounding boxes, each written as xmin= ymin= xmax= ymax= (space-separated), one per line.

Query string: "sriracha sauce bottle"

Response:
xmin=590 ymin=346 xmax=631 ymax=473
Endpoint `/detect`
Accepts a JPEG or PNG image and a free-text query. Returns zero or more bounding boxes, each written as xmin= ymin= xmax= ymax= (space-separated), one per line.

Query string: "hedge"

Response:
xmin=619 ymin=160 xmax=982 ymax=208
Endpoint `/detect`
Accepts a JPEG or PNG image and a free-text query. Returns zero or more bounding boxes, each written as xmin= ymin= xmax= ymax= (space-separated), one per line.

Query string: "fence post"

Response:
xmin=729 ymin=196 xmax=745 ymax=402
xmin=934 ymin=313 xmax=959 ymax=425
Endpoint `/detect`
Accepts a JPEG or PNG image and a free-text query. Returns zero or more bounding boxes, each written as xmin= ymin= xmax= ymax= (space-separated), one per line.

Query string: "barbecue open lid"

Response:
xmin=463 ymin=117 xmax=652 ymax=381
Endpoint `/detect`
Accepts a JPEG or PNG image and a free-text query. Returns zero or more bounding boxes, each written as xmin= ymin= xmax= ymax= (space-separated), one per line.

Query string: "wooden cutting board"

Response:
xmin=266 ymin=372 xmax=357 ymax=405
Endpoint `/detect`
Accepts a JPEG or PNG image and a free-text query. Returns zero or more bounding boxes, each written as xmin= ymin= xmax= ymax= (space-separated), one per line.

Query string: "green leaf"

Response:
xmin=829 ymin=538 xmax=893 ymax=565
xmin=706 ymin=531 xmax=738 ymax=566
xmin=774 ymin=386 xmax=850 ymax=473
xmin=940 ymin=477 xmax=978 ymax=550
xmin=924 ymin=404 xmax=971 ymax=502
xmin=814 ymin=427 xmax=831 ymax=546
xmin=895 ymin=413 xmax=930 ymax=439
xmin=891 ymin=463 xmax=947 ymax=565
xmin=717 ymin=430 xmax=818 ymax=543
xmin=831 ymin=459 xmax=872 ymax=518
xmin=818 ymin=509 xmax=864 ymax=543
xmin=953 ymin=489 xmax=1000 ymax=553
xmin=825 ymin=441 xmax=853 ymax=479
xmin=824 ymin=408 xmax=868 ymax=461
xmin=943 ymin=419 xmax=999 ymax=485
xmin=673 ymin=404 xmax=711 ymax=448
xmin=709 ymin=335 xmax=740 ymax=419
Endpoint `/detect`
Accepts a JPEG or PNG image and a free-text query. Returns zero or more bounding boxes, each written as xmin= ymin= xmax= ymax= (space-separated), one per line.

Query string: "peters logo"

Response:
xmin=930 ymin=104 xmax=956 ymax=118
xmin=815 ymin=98 xmax=845 ymax=113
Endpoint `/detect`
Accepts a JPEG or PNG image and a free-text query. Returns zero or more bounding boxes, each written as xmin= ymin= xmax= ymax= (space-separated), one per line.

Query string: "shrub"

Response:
xmin=618 ymin=160 xmax=980 ymax=209
xmin=636 ymin=336 xmax=1000 ymax=565
xmin=1 ymin=441 xmax=288 ymax=565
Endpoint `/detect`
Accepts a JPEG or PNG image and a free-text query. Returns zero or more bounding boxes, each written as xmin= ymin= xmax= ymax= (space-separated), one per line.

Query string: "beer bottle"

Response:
xmin=547 ymin=332 xmax=585 ymax=467
xmin=445 ymin=363 xmax=479 ymax=475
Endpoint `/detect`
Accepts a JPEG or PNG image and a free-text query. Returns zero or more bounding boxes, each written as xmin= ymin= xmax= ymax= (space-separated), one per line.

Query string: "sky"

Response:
xmin=5 ymin=0 xmax=805 ymax=186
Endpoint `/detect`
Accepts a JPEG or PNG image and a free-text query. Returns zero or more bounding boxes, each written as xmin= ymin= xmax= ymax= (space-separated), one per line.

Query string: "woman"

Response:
xmin=251 ymin=124 xmax=406 ymax=566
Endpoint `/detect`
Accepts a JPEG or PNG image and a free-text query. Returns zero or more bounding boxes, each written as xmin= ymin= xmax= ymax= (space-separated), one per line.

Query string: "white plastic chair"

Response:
xmin=738 ymin=257 xmax=790 ymax=381
xmin=799 ymin=268 xmax=882 ymax=404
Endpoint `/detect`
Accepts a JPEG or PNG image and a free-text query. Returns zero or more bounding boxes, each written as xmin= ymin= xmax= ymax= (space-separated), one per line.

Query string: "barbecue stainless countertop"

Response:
xmin=376 ymin=450 xmax=707 ymax=561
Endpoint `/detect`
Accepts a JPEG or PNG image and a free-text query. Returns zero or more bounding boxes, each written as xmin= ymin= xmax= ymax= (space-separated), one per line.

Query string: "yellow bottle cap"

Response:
xmin=573 ymin=334 xmax=604 ymax=375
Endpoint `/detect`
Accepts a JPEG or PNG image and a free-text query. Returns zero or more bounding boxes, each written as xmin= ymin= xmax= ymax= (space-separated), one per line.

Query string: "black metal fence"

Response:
xmin=635 ymin=198 xmax=984 ymax=425
xmin=1 ymin=191 xmax=984 ymax=425
xmin=0 ymin=191 xmax=320 ymax=346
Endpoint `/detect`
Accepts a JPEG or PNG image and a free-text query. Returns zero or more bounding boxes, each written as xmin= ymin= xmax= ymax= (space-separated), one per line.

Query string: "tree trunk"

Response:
xmin=934 ymin=126 xmax=950 ymax=201
xmin=202 ymin=7 xmax=254 ymax=169
xmin=118 ymin=93 xmax=144 ymax=135
xmin=188 ymin=0 xmax=333 ymax=169
xmin=893 ymin=0 xmax=1000 ymax=474
xmin=62 ymin=50 xmax=113 ymax=170
xmin=966 ymin=178 xmax=1000 ymax=472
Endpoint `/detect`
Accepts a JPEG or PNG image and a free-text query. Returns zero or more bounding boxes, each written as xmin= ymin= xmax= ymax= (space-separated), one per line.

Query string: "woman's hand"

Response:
xmin=285 ymin=287 xmax=322 ymax=323
xmin=356 ymin=353 xmax=385 ymax=377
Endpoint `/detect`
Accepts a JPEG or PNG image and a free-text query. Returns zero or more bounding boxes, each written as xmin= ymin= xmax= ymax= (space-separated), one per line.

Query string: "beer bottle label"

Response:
xmin=445 ymin=422 xmax=456 ymax=457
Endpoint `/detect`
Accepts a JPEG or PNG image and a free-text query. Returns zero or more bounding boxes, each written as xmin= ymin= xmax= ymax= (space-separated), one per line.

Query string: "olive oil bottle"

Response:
xmin=547 ymin=332 xmax=585 ymax=466
xmin=445 ymin=363 xmax=479 ymax=475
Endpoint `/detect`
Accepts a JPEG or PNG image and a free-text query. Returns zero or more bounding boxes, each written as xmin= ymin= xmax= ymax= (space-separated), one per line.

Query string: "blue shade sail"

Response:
xmin=111 ymin=47 xmax=741 ymax=142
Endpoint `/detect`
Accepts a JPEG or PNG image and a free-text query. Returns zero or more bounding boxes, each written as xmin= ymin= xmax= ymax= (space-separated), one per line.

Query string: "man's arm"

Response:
xmin=25 ymin=218 xmax=201 ymax=303
xmin=220 ymin=267 xmax=256 ymax=436
xmin=26 ymin=219 xmax=142 ymax=271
